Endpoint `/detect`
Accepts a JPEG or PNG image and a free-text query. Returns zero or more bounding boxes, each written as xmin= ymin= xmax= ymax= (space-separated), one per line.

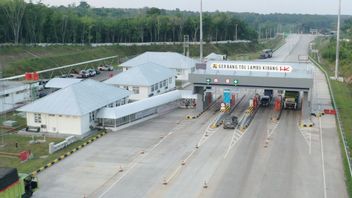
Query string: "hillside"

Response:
xmin=0 ymin=37 xmax=282 ymax=77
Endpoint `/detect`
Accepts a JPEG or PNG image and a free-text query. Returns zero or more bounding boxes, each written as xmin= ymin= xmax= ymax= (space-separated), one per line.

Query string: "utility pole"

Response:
xmin=235 ymin=24 xmax=238 ymax=40
xmin=335 ymin=0 xmax=341 ymax=80
xmin=200 ymin=0 xmax=203 ymax=61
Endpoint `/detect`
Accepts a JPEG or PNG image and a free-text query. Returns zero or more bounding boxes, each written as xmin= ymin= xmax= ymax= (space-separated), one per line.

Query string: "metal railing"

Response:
xmin=309 ymin=56 xmax=352 ymax=178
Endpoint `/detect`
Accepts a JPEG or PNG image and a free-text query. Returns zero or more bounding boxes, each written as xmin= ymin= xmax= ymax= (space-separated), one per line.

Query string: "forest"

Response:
xmin=0 ymin=0 xmax=348 ymax=44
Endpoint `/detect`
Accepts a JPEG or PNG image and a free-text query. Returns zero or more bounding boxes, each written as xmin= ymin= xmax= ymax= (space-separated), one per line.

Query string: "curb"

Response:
xmin=31 ymin=131 xmax=108 ymax=176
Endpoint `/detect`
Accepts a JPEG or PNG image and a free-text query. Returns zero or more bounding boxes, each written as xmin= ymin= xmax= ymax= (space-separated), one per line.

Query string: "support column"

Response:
xmin=301 ymin=91 xmax=312 ymax=126
xmin=194 ymin=86 xmax=205 ymax=112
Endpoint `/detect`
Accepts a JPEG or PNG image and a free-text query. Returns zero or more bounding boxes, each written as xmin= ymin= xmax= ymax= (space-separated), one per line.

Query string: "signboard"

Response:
xmin=210 ymin=63 xmax=293 ymax=73
xmin=196 ymin=63 xmax=207 ymax=70
xmin=223 ymin=89 xmax=231 ymax=104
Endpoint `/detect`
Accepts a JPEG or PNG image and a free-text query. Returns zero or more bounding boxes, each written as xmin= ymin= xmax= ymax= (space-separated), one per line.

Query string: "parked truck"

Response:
xmin=261 ymin=89 xmax=273 ymax=107
xmin=0 ymin=167 xmax=38 ymax=198
xmin=283 ymin=91 xmax=300 ymax=110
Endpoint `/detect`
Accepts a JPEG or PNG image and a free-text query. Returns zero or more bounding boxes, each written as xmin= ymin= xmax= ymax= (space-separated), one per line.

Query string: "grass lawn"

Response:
xmin=0 ymin=131 xmax=105 ymax=174
xmin=0 ymin=37 xmax=284 ymax=77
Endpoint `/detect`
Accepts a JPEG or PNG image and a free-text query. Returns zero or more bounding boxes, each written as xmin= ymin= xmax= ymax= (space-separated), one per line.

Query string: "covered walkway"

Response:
xmin=96 ymin=90 xmax=196 ymax=128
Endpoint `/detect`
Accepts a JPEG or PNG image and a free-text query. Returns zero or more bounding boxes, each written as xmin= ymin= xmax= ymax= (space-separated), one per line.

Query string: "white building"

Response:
xmin=44 ymin=78 xmax=82 ymax=89
xmin=0 ymin=81 xmax=31 ymax=113
xmin=205 ymin=53 xmax=227 ymax=61
xmin=120 ymin=52 xmax=198 ymax=81
xmin=104 ymin=62 xmax=176 ymax=101
xmin=17 ymin=80 xmax=131 ymax=136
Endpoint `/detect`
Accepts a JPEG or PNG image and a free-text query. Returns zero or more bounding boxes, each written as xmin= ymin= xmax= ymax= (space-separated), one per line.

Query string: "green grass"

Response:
xmin=0 ymin=131 xmax=105 ymax=174
xmin=0 ymin=112 xmax=27 ymax=129
xmin=0 ymin=38 xmax=284 ymax=77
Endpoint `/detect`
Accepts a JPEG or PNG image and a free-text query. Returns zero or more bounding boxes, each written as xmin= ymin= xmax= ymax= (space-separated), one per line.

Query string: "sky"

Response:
xmin=38 ymin=0 xmax=352 ymax=15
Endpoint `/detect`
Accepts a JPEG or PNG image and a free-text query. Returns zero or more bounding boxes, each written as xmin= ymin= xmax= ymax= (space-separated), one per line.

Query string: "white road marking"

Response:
xmin=97 ymin=120 xmax=186 ymax=198
xmin=319 ymin=117 xmax=327 ymax=198
xmin=164 ymin=114 xmax=222 ymax=185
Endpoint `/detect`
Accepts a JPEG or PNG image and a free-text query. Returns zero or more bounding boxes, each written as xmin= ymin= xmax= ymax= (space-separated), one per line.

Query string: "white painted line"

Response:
xmin=309 ymin=133 xmax=312 ymax=155
xmin=319 ymin=117 xmax=327 ymax=198
xmin=164 ymin=113 xmax=222 ymax=185
xmin=97 ymin=119 xmax=184 ymax=198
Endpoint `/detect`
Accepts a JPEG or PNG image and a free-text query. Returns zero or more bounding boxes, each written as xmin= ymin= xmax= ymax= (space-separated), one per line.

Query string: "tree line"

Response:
xmin=0 ymin=1 xmax=257 ymax=44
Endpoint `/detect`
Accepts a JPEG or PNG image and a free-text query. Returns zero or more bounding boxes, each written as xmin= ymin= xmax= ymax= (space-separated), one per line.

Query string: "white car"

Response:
xmin=98 ymin=65 xmax=114 ymax=71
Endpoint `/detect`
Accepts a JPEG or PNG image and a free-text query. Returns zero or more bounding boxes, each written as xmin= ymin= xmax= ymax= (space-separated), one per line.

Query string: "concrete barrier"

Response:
xmin=49 ymin=136 xmax=76 ymax=154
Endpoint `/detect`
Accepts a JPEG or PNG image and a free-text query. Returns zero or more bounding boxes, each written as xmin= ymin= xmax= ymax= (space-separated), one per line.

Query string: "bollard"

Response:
xmin=119 ymin=165 xmax=123 ymax=172
xmin=140 ymin=150 xmax=145 ymax=154
xmin=163 ymin=178 xmax=168 ymax=185
xmin=203 ymin=181 xmax=208 ymax=189
xmin=181 ymin=160 xmax=186 ymax=165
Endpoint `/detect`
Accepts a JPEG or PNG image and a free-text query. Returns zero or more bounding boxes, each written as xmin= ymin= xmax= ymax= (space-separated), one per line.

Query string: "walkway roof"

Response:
xmin=97 ymin=90 xmax=195 ymax=119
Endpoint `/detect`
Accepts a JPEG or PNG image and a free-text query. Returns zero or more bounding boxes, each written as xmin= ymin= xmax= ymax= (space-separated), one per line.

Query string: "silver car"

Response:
xmin=223 ymin=116 xmax=238 ymax=129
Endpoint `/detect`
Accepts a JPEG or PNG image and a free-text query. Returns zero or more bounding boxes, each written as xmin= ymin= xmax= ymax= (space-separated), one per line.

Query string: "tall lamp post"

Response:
xmin=235 ymin=24 xmax=238 ymax=40
xmin=335 ymin=0 xmax=341 ymax=80
xmin=200 ymin=0 xmax=203 ymax=61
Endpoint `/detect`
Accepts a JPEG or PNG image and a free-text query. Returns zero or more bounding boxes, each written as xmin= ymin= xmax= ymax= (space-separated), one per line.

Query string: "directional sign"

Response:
xmin=210 ymin=63 xmax=293 ymax=73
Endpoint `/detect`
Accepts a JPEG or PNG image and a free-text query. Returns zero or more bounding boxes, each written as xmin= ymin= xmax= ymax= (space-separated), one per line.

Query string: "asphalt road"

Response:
xmin=202 ymin=34 xmax=347 ymax=198
xmin=33 ymin=34 xmax=347 ymax=198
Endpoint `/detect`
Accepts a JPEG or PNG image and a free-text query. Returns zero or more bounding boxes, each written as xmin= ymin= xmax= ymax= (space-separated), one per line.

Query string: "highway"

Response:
xmin=33 ymin=34 xmax=347 ymax=198
xmin=202 ymin=34 xmax=347 ymax=198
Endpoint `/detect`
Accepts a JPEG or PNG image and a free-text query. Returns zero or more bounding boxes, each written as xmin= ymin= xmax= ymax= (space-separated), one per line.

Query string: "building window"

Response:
xmin=15 ymin=90 xmax=27 ymax=94
xmin=89 ymin=112 xmax=96 ymax=122
xmin=132 ymin=86 xmax=140 ymax=94
xmin=169 ymin=77 xmax=172 ymax=84
xmin=124 ymin=86 xmax=129 ymax=90
xmin=151 ymin=85 xmax=154 ymax=92
xmin=163 ymin=80 xmax=166 ymax=87
xmin=34 ymin=113 xmax=41 ymax=123
xmin=0 ymin=94 xmax=9 ymax=98
xmin=159 ymin=82 xmax=163 ymax=88
xmin=49 ymin=114 xmax=55 ymax=117
xmin=155 ymin=83 xmax=158 ymax=90
xmin=176 ymin=69 xmax=183 ymax=75
xmin=108 ymin=103 xmax=113 ymax=107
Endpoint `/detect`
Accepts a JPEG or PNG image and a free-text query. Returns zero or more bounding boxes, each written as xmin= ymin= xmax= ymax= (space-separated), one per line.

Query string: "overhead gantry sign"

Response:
xmin=190 ymin=61 xmax=313 ymax=91
xmin=189 ymin=61 xmax=314 ymax=120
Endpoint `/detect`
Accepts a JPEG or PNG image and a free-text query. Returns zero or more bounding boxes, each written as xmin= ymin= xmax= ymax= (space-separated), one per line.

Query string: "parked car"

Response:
xmin=86 ymin=69 xmax=97 ymax=77
xmin=260 ymin=49 xmax=273 ymax=59
xmin=98 ymin=65 xmax=114 ymax=71
xmin=79 ymin=70 xmax=89 ymax=78
xmin=223 ymin=116 xmax=238 ymax=129
xmin=60 ymin=74 xmax=75 ymax=78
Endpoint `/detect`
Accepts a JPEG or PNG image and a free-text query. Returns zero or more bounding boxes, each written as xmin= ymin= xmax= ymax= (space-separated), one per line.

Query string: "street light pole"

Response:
xmin=235 ymin=24 xmax=238 ymax=40
xmin=335 ymin=0 xmax=341 ymax=80
xmin=200 ymin=0 xmax=203 ymax=61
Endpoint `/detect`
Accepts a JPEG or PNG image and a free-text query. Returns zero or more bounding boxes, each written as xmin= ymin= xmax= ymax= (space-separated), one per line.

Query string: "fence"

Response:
xmin=49 ymin=136 xmax=76 ymax=154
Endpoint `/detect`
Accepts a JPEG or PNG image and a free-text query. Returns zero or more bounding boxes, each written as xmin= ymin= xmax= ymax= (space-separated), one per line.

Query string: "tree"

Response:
xmin=0 ymin=0 xmax=26 ymax=43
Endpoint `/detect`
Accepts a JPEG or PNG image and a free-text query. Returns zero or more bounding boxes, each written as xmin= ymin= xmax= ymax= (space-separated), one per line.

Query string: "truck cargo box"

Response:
xmin=0 ymin=167 xmax=19 ymax=191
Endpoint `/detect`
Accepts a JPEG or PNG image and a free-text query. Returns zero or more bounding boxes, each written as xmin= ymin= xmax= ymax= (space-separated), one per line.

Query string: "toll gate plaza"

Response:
xmin=189 ymin=61 xmax=314 ymax=123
